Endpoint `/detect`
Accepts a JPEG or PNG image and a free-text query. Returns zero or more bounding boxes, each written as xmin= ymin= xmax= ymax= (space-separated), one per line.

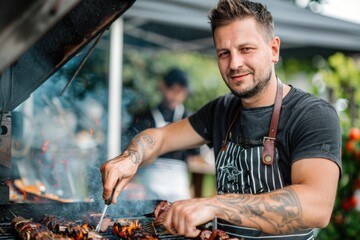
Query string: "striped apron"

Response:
xmin=215 ymin=142 xmax=314 ymax=239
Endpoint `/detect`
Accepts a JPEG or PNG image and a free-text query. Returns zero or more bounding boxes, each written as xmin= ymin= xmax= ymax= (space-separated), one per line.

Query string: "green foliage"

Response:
xmin=317 ymin=52 xmax=360 ymax=128
xmin=315 ymin=53 xmax=360 ymax=240
xmin=316 ymin=130 xmax=360 ymax=240
xmin=319 ymin=53 xmax=360 ymax=94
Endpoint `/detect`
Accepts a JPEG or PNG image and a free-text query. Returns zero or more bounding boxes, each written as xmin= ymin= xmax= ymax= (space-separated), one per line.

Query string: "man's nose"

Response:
xmin=230 ymin=53 xmax=244 ymax=70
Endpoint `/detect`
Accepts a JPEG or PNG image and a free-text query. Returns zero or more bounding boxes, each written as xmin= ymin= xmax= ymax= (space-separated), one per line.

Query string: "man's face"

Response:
xmin=161 ymin=84 xmax=188 ymax=110
xmin=214 ymin=18 xmax=279 ymax=99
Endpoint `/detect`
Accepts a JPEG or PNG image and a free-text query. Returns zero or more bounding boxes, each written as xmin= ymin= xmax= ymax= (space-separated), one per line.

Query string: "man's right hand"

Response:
xmin=100 ymin=151 xmax=139 ymax=204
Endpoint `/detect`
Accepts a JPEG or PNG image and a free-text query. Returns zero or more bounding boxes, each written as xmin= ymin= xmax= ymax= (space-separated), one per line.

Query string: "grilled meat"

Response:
xmin=11 ymin=216 xmax=71 ymax=240
xmin=198 ymin=229 xmax=242 ymax=240
xmin=12 ymin=215 xmax=108 ymax=240
xmin=153 ymin=200 xmax=171 ymax=224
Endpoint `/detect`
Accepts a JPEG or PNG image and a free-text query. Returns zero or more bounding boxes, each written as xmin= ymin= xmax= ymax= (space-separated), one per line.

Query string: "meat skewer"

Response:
xmin=13 ymin=215 xmax=108 ymax=240
xmin=11 ymin=216 xmax=71 ymax=240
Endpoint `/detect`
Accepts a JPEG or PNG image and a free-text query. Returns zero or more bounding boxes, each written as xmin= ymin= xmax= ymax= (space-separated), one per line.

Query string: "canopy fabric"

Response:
xmin=122 ymin=0 xmax=360 ymax=58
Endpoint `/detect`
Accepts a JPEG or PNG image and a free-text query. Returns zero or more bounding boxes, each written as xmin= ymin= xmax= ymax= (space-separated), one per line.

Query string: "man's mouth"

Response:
xmin=230 ymin=72 xmax=250 ymax=82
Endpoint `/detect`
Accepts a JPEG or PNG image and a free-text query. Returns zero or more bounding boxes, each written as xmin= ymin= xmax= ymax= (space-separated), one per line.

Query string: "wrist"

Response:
xmin=122 ymin=149 xmax=143 ymax=165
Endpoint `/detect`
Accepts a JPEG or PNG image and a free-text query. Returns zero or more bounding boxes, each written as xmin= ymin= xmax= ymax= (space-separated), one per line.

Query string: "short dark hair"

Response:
xmin=208 ymin=0 xmax=274 ymax=42
xmin=163 ymin=68 xmax=188 ymax=88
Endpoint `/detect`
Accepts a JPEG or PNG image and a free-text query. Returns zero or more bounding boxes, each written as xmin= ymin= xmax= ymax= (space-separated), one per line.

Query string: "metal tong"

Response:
xmin=95 ymin=187 xmax=116 ymax=232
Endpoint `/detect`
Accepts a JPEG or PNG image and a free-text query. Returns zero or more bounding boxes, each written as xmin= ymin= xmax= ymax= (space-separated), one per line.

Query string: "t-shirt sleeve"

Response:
xmin=290 ymin=101 xmax=342 ymax=170
xmin=188 ymin=98 xmax=219 ymax=145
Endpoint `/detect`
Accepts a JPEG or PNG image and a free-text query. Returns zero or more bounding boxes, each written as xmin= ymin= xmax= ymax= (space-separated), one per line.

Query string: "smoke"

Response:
xmin=11 ymin=59 xmax=110 ymax=202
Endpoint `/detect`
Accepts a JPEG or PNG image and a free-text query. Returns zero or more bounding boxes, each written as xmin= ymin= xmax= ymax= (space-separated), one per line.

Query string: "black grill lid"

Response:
xmin=0 ymin=0 xmax=135 ymax=112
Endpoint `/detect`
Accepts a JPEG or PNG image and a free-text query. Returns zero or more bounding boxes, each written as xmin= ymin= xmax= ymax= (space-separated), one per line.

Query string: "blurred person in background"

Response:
xmin=126 ymin=68 xmax=199 ymax=201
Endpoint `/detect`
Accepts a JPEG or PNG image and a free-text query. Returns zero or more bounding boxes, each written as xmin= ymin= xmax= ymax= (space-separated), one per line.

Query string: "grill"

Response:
xmin=0 ymin=201 xmax=188 ymax=239
xmin=0 ymin=0 xmax=136 ymax=201
xmin=0 ymin=0 xmax=172 ymax=239
xmin=0 ymin=1 xmax=210 ymax=239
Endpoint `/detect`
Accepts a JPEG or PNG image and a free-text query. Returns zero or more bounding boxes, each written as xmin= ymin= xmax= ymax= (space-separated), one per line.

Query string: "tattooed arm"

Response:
xmin=162 ymin=157 xmax=340 ymax=236
xmin=100 ymin=118 xmax=206 ymax=203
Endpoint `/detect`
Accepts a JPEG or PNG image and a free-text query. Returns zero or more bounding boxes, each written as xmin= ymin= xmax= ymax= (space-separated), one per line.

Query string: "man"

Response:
xmin=101 ymin=1 xmax=341 ymax=239
xmin=127 ymin=68 xmax=197 ymax=201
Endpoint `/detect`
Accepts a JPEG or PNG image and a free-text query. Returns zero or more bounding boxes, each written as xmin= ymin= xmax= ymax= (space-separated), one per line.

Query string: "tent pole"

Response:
xmin=107 ymin=18 xmax=124 ymax=159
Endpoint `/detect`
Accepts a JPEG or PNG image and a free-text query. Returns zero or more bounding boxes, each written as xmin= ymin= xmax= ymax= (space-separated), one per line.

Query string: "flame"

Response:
xmin=76 ymin=225 xmax=83 ymax=240
xmin=113 ymin=219 xmax=141 ymax=238
xmin=74 ymin=223 xmax=91 ymax=240
xmin=127 ymin=220 xmax=140 ymax=236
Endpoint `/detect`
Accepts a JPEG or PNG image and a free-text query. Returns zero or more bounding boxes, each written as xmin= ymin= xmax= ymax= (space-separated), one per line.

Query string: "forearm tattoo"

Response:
xmin=126 ymin=133 xmax=156 ymax=164
xmin=215 ymin=187 xmax=310 ymax=234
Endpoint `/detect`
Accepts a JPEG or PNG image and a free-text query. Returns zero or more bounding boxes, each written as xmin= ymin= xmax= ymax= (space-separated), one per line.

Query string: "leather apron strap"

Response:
xmin=262 ymin=80 xmax=283 ymax=165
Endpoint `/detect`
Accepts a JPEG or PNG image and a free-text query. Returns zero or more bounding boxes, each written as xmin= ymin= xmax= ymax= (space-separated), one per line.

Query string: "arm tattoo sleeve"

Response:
xmin=126 ymin=133 xmax=156 ymax=164
xmin=215 ymin=187 xmax=310 ymax=234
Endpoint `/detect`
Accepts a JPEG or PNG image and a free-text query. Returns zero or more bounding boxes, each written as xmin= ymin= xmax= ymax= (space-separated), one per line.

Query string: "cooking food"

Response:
xmin=42 ymin=214 xmax=108 ymax=239
xmin=10 ymin=200 xmax=240 ymax=240
xmin=198 ymin=229 xmax=238 ymax=240
xmin=153 ymin=200 xmax=171 ymax=223
xmin=12 ymin=215 xmax=108 ymax=240
xmin=112 ymin=219 xmax=157 ymax=240
xmin=11 ymin=216 xmax=71 ymax=240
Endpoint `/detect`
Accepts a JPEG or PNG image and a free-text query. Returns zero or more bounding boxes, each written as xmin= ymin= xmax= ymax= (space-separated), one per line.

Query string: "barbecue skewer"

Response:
xmin=95 ymin=186 xmax=116 ymax=232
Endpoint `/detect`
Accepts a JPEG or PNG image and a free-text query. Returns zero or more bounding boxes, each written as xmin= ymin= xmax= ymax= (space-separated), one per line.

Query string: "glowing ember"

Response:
xmin=113 ymin=219 xmax=142 ymax=239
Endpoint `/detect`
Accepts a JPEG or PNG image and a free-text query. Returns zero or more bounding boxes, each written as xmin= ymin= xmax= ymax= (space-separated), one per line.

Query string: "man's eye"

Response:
xmin=242 ymin=48 xmax=252 ymax=52
xmin=218 ymin=52 xmax=229 ymax=58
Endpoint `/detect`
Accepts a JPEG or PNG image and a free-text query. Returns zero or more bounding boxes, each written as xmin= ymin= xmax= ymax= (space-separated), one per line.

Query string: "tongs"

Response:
xmin=95 ymin=187 xmax=116 ymax=232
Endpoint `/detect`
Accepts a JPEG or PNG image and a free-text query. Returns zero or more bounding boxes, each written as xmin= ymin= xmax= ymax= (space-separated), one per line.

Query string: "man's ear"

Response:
xmin=271 ymin=36 xmax=281 ymax=63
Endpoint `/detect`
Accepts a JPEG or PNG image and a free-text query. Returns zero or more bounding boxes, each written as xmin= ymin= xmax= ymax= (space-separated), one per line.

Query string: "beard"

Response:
xmin=225 ymin=68 xmax=272 ymax=99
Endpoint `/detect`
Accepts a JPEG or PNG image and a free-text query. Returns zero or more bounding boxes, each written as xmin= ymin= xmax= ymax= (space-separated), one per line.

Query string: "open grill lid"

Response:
xmin=0 ymin=0 xmax=135 ymax=204
xmin=0 ymin=0 xmax=136 ymax=112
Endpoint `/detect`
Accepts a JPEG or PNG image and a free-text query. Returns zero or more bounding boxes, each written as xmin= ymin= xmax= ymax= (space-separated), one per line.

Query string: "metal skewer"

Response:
xmin=95 ymin=187 xmax=116 ymax=232
xmin=8 ymin=209 xmax=17 ymax=218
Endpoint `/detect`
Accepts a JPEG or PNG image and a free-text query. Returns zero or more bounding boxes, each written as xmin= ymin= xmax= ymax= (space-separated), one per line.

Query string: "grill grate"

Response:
xmin=0 ymin=220 xmax=184 ymax=240
xmin=115 ymin=217 xmax=185 ymax=240
xmin=0 ymin=223 xmax=17 ymax=240
xmin=0 ymin=222 xmax=117 ymax=240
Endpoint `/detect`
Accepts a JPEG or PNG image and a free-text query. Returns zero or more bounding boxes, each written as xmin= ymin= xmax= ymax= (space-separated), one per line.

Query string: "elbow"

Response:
xmin=309 ymin=206 xmax=333 ymax=229
xmin=314 ymin=216 xmax=331 ymax=229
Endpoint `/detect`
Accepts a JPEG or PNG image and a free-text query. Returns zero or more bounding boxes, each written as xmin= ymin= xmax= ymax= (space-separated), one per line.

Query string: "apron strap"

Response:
xmin=262 ymin=79 xmax=283 ymax=165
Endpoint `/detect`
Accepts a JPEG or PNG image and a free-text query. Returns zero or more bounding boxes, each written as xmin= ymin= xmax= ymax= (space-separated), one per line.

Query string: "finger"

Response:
xmin=186 ymin=228 xmax=201 ymax=238
xmin=102 ymin=172 xmax=118 ymax=201
xmin=111 ymin=178 xmax=130 ymax=204
xmin=172 ymin=206 xmax=184 ymax=235
xmin=170 ymin=226 xmax=178 ymax=236
xmin=162 ymin=206 xmax=175 ymax=234
xmin=100 ymin=163 xmax=106 ymax=185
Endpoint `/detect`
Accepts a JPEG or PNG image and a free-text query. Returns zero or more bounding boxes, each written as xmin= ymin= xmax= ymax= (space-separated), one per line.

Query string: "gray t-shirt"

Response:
xmin=189 ymin=86 xmax=342 ymax=239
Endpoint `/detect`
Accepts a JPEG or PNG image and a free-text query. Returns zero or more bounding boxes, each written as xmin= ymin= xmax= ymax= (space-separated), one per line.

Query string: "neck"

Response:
xmin=240 ymin=77 xmax=289 ymax=108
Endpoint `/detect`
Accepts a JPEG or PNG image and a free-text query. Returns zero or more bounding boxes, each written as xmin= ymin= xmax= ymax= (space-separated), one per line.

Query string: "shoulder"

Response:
xmin=284 ymin=87 xmax=337 ymax=115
